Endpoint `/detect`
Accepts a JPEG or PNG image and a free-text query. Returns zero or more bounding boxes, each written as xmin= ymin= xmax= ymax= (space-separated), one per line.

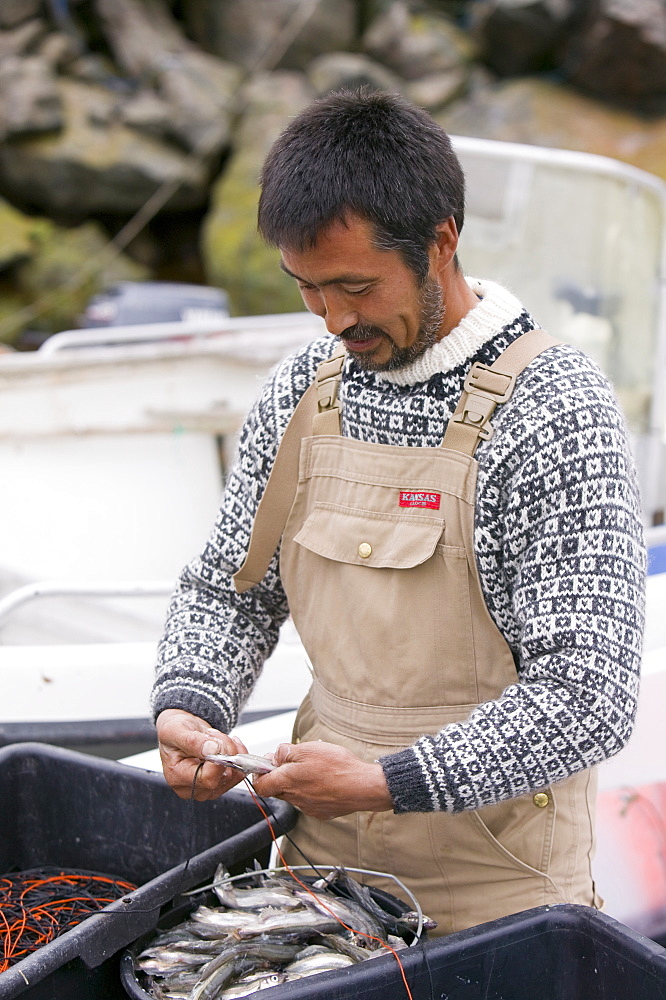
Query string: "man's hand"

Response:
xmin=252 ymin=741 xmax=394 ymax=819
xmin=156 ymin=708 xmax=248 ymax=801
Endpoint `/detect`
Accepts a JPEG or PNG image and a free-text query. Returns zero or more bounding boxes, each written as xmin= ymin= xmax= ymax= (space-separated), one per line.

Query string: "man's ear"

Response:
xmin=432 ymin=217 xmax=459 ymax=274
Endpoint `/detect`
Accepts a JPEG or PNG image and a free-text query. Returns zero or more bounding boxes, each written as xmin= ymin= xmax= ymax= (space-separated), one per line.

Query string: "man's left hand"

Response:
xmin=252 ymin=740 xmax=393 ymax=819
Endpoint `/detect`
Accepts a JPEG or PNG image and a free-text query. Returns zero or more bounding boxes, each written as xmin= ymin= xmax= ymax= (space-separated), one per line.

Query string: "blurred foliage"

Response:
xmin=0 ymin=219 xmax=148 ymax=346
xmin=202 ymin=154 xmax=304 ymax=317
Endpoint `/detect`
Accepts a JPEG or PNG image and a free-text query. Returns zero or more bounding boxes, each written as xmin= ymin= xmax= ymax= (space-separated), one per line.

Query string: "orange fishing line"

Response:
xmin=244 ymin=780 xmax=414 ymax=1000
xmin=0 ymin=869 xmax=136 ymax=970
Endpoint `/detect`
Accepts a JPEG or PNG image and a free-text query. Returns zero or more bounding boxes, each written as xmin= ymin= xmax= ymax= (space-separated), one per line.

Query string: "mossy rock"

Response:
xmin=0 ymin=196 xmax=53 ymax=271
xmin=5 ymin=219 xmax=148 ymax=340
xmin=437 ymin=77 xmax=666 ymax=183
xmin=202 ymin=165 xmax=304 ymax=317
xmin=0 ymin=280 xmax=34 ymax=346
xmin=201 ymin=71 xmax=314 ymax=317
xmin=0 ymin=79 xmax=211 ymax=215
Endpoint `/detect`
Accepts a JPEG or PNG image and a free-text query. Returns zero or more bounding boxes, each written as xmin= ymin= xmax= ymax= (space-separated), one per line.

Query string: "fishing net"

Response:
xmin=0 ymin=866 xmax=136 ymax=972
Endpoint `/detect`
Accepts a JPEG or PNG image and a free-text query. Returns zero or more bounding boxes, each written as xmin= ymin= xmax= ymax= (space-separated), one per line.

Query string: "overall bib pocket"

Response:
xmin=289 ymin=503 xmax=480 ymax=708
xmin=293 ymin=502 xmax=444 ymax=566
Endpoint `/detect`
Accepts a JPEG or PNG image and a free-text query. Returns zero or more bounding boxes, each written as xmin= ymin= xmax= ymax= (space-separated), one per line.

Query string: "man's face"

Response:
xmin=280 ymin=216 xmax=446 ymax=372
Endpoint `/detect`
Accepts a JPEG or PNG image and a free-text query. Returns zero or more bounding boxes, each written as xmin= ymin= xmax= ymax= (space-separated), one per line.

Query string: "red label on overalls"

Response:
xmin=399 ymin=491 xmax=441 ymax=510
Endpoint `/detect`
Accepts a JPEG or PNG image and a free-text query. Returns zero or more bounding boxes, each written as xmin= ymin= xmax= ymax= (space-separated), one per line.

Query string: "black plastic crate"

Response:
xmin=186 ymin=903 xmax=662 ymax=1000
xmin=120 ymin=903 xmax=666 ymax=1000
xmin=0 ymin=742 xmax=296 ymax=999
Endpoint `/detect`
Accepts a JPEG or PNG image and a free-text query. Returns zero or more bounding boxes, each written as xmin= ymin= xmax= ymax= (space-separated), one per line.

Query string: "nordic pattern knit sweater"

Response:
xmin=151 ymin=278 xmax=646 ymax=814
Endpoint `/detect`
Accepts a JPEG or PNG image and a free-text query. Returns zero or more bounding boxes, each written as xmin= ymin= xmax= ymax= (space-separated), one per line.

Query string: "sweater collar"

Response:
xmin=373 ymin=277 xmax=526 ymax=387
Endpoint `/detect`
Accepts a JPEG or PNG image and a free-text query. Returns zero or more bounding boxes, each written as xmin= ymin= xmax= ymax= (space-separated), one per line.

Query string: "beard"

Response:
xmin=341 ymin=278 xmax=445 ymax=373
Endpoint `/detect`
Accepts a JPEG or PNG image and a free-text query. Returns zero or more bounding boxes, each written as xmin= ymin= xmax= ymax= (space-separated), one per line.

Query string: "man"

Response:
xmin=153 ymin=89 xmax=645 ymax=934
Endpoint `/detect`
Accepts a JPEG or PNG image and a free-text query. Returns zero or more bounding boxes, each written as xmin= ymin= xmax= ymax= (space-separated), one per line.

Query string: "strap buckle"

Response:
xmin=464 ymin=362 xmax=516 ymax=402
xmin=451 ymin=396 xmax=495 ymax=440
xmin=451 ymin=362 xmax=517 ymax=441
xmin=316 ymin=352 xmax=345 ymax=412
xmin=317 ymin=375 xmax=339 ymax=412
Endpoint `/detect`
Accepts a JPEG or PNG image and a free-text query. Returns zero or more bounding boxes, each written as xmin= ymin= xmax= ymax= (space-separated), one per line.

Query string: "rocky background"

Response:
xmin=0 ymin=0 xmax=664 ymax=347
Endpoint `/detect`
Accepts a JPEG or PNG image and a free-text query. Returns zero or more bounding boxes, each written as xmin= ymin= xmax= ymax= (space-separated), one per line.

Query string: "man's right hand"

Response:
xmin=156 ymin=708 xmax=249 ymax=801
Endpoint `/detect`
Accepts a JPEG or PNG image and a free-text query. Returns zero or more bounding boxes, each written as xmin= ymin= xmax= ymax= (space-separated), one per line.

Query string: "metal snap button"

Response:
xmin=358 ymin=542 xmax=372 ymax=559
xmin=533 ymin=792 xmax=549 ymax=808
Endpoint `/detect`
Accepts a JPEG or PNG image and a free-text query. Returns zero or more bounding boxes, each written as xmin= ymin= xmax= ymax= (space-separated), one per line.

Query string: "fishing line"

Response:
xmin=121 ymin=764 xmax=417 ymax=999
xmin=0 ymin=869 xmax=137 ymax=971
xmin=186 ymin=758 xmax=327 ymax=880
xmin=184 ymin=774 xmax=416 ymax=997
xmin=241 ymin=779 xmax=415 ymax=1000
xmin=419 ymin=935 xmax=437 ymax=1000
xmin=219 ymin=784 xmax=425 ymax=941
xmin=239 ymin=785 xmax=328 ymax=879
xmin=183 ymin=760 xmax=207 ymax=876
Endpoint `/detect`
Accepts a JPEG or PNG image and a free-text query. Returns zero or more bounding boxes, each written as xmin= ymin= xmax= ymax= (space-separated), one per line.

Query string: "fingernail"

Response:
xmin=202 ymin=739 xmax=220 ymax=756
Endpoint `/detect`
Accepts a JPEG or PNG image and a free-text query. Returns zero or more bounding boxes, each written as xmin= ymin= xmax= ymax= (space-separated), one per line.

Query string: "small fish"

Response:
xmin=396 ymin=910 xmax=438 ymax=933
xmin=136 ymin=958 xmax=200 ymax=976
xmin=157 ymin=970 xmax=203 ymax=991
xmin=316 ymin=932 xmax=377 ymax=961
xmin=283 ymin=951 xmax=356 ymax=977
xmin=217 ymin=971 xmax=287 ymax=997
xmin=294 ymin=887 xmax=385 ymax=940
xmin=196 ymin=939 xmax=301 ymax=978
xmin=204 ymin=753 xmax=276 ymax=775
xmin=212 ymin=880 xmax=300 ymax=912
xmin=190 ymin=956 xmax=264 ymax=1000
xmin=136 ymin=947 xmax=210 ymax=975
xmin=236 ymin=906 xmax=342 ymax=938
xmin=141 ymin=938 xmax=219 ymax=956
xmin=286 ymin=945 xmax=334 ymax=961
xmin=189 ymin=905 xmax=258 ymax=934
xmin=314 ymin=868 xmax=437 ymax=938
xmin=324 ymin=868 xmax=414 ymax=938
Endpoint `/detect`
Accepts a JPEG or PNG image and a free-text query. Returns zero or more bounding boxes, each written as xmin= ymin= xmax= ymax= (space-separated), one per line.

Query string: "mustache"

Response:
xmin=340 ymin=323 xmax=386 ymax=343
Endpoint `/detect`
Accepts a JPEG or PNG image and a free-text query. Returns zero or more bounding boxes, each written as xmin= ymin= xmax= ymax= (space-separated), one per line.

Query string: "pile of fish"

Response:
xmin=133 ymin=865 xmax=432 ymax=999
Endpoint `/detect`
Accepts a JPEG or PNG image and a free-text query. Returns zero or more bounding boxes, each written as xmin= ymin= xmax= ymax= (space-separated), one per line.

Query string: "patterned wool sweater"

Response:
xmin=152 ymin=278 xmax=646 ymax=814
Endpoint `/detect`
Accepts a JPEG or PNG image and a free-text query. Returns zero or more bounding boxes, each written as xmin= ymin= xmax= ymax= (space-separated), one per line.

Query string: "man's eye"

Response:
xmin=297 ymin=283 xmax=316 ymax=292
xmin=343 ymin=285 xmax=370 ymax=296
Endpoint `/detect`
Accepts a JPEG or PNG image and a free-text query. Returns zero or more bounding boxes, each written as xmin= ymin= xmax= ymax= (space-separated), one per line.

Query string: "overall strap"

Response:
xmin=312 ymin=347 xmax=346 ymax=434
xmin=233 ymin=346 xmax=345 ymax=593
xmin=442 ymin=328 xmax=561 ymax=456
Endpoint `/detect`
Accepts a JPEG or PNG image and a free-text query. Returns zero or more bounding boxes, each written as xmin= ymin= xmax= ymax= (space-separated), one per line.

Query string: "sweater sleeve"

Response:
xmin=380 ymin=347 xmax=647 ymax=813
xmin=150 ymin=334 xmax=335 ymax=732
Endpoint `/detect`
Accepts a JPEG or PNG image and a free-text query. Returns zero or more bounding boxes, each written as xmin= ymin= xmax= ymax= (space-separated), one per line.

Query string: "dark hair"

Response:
xmin=258 ymin=88 xmax=465 ymax=283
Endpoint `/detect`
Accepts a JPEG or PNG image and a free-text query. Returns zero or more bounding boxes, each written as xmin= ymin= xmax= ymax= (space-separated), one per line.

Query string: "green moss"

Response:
xmin=0 ymin=285 xmax=32 ymax=346
xmin=0 ymin=218 xmax=149 ymax=342
xmin=0 ymin=198 xmax=54 ymax=270
xmin=201 ymin=162 xmax=304 ymax=317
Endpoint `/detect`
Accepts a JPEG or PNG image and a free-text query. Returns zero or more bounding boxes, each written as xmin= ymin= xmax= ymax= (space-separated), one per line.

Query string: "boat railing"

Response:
xmin=0 ymin=580 xmax=174 ymax=632
xmin=36 ymin=311 xmax=323 ymax=357
xmin=452 ymin=135 xmax=666 ymax=529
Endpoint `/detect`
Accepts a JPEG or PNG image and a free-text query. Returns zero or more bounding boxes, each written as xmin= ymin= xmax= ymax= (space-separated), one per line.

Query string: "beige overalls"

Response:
xmin=235 ymin=330 xmax=599 ymax=935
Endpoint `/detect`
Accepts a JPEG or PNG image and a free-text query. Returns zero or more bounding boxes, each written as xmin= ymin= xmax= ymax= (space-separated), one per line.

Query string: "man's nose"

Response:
xmin=320 ymin=294 xmax=358 ymax=337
